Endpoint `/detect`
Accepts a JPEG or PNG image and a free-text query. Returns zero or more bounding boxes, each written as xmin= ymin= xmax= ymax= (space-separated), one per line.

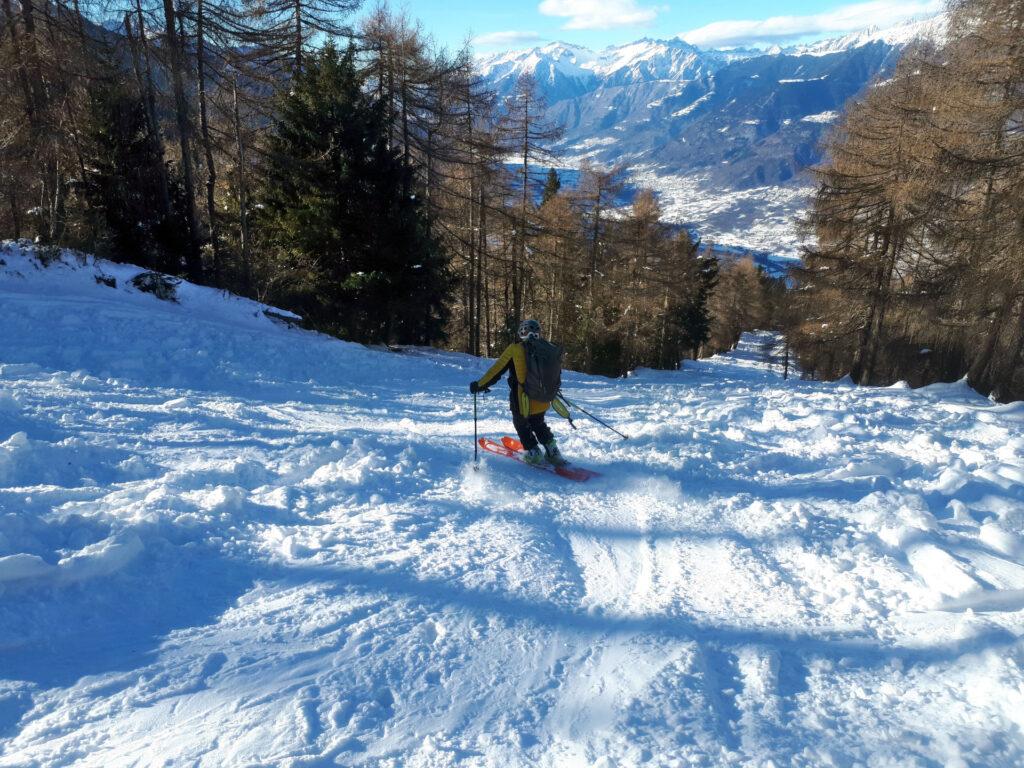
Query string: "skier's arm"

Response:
xmin=476 ymin=345 xmax=515 ymax=390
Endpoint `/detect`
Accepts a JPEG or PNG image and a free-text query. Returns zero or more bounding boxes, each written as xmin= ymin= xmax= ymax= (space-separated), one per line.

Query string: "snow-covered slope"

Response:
xmin=2 ymin=244 xmax=1024 ymax=766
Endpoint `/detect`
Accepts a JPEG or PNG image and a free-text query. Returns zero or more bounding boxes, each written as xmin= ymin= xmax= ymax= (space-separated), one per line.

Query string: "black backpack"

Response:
xmin=522 ymin=338 xmax=563 ymax=402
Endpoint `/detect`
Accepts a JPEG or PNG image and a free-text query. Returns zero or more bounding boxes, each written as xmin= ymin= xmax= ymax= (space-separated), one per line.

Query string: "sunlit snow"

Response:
xmin=2 ymin=244 xmax=1023 ymax=766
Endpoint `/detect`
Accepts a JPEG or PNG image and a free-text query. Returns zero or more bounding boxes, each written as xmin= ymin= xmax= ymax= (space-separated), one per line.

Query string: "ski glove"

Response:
xmin=469 ymin=381 xmax=488 ymax=394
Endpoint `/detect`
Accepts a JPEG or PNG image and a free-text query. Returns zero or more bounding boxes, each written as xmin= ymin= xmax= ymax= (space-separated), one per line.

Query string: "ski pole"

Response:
xmin=473 ymin=390 xmax=479 ymax=465
xmin=558 ymin=393 xmax=629 ymax=440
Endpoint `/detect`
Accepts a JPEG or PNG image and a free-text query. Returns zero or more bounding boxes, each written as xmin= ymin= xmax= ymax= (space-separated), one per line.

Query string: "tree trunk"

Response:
xmin=514 ymin=99 xmax=528 ymax=326
xmin=135 ymin=0 xmax=162 ymax=154
xmin=232 ymin=79 xmax=251 ymax=290
xmin=863 ymin=235 xmax=901 ymax=383
xmin=476 ymin=184 xmax=487 ymax=357
xmin=852 ymin=208 xmax=894 ymax=384
xmin=484 ymin=247 xmax=492 ymax=354
xmin=400 ymin=79 xmax=411 ymax=199
xmin=196 ymin=0 xmax=221 ymax=277
xmin=20 ymin=0 xmax=46 ymax=114
xmin=1 ymin=0 xmax=36 ymax=127
xmin=292 ymin=0 xmax=303 ymax=72
xmin=968 ymin=292 xmax=1014 ymax=395
xmin=161 ymin=0 xmax=203 ymax=280
xmin=8 ymin=188 xmax=20 ymax=239
xmin=125 ymin=8 xmax=171 ymax=220
xmin=20 ymin=0 xmax=57 ymax=242
xmin=466 ymin=175 xmax=476 ymax=354
xmin=585 ymin=195 xmax=602 ymax=371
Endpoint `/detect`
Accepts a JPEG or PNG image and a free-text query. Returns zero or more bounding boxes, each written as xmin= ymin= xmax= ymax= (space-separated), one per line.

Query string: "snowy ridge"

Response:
xmin=476 ymin=42 xmax=600 ymax=101
xmin=2 ymin=244 xmax=1024 ymax=765
xmin=476 ymin=14 xmax=946 ymax=91
xmin=476 ymin=37 xmax=713 ymax=99
xmin=786 ymin=14 xmax=948 ymax=57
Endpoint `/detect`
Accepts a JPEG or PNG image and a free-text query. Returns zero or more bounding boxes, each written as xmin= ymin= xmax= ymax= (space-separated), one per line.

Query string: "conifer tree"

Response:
xmin=84 ymin=82 xmax=191 ymax=275
xmin=671 ymin=245 xmax=717 ymax=362
xmin=541 ymin=168 xmax=561 ymax=205
xmin=259 ymin=43 xmax=450 ymax=344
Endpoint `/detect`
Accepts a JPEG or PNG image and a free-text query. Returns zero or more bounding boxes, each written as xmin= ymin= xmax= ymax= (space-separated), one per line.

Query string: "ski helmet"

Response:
xmin=518 ymin=318 xmax=541 ymax=341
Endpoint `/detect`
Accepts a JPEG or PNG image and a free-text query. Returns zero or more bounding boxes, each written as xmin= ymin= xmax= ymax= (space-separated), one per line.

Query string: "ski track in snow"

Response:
xmin=2 ymin=243 xmax=1024 ymax=766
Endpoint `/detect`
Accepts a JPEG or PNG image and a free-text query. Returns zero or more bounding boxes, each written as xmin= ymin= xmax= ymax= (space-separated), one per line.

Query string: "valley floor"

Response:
xmin=630 ymin=168 xmax=812 ymax=259
xmin=1 ymin=245 xmax=1023 ymax=766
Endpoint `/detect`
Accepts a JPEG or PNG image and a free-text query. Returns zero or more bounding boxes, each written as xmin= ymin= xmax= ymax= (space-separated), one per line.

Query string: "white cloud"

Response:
xmin=681 ymin=0 xmax=943 ymax=48
xmin=539 ymin=0 xmax=660 ymax=31
xmin=472 ymin=30 xmax=545 ymax=48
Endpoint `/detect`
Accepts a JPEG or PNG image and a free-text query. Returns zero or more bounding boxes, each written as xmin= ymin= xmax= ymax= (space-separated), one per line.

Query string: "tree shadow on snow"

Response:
xmin=0 ymin=539 xmax=261 ymax=737
xmin=269 ymin=561 xmax=1021 ymax=673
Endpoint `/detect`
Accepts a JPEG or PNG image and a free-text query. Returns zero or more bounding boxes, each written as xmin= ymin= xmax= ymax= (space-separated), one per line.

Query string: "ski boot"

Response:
xmin=544 ymin=439 xmax=567 ymax=467
xmin=522 ymin=446 xmax=545 ymax=465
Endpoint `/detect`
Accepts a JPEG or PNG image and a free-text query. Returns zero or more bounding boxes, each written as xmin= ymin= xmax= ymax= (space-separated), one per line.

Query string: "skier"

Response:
xmin=470 ymin=319 xmax=567 ymax=466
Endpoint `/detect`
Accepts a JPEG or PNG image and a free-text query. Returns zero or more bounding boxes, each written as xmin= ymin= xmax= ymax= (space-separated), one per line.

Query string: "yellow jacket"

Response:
xmin=476 ymin=343 xmax=550 ymax=417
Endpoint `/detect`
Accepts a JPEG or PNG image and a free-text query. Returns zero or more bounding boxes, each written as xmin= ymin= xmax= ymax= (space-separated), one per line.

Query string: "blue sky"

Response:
xmin=388 ymin=0 xmax=943 ymax=52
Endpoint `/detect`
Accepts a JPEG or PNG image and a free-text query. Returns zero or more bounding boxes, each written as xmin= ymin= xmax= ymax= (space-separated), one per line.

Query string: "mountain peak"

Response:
xmin=476 ymin=35 xmax=713 ymax=97
xmin=538 ymin=40 xmax=591 ymax=55
xmin=782 ymin=13 xmax=946 ymax=56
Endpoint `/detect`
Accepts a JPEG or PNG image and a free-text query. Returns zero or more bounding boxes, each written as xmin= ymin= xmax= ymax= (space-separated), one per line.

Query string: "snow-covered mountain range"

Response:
xmin=477 ymin=16 xmax=944 ymax=255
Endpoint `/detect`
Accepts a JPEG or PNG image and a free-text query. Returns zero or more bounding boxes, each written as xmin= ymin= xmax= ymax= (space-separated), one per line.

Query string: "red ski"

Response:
xmin=477 ymin=436 xmax=600 ymax=482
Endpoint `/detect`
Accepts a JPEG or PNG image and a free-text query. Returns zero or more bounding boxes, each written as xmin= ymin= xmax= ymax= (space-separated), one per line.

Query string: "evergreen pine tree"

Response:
xmin=675 ymin=252 xmax=718 ymax=360
xmin=84 ymin=83 xmax=191 ymax=275
xmin=260 ymin=43 xmax=451 ymax=344
xmin=541 ymin=168 xmax=561 ymax=205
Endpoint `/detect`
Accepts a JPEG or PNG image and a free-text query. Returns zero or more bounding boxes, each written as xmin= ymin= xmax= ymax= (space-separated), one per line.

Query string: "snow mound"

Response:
xmin=2 ymin=244 xmax=1024 ymax=765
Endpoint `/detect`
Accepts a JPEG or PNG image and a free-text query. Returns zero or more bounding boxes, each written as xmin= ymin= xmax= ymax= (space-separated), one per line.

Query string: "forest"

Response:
xmin=793 ymin=0 xmax=1024 ymax=401
xmin=2 ymin=0 xmax=1020 ymax=397
xmin=0 ymin=0 xmax=764 ymax=377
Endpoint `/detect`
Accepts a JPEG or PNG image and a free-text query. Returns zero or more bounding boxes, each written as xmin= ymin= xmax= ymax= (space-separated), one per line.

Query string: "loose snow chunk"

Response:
xmin=754 ymin=407 xmax=797 ymax=432
xmin=0 ymin=431 xmax=32 ymax=483
xmin=994 ymin=463 xmax=1024 ymax=485
xmin=251 ymin=485 xmax=292 ymax=511
xmin=0 ymin=363 xmax=42 ymax=377
xmin=0 ymin=553 xmax=53 ymax=582
xmin=188 ymin=485 xmax=246 ymax=514
xmin=57 ymin=533 xmax=144 ymax=583
xmin=0 ymin=392 xmax=29 ymax=443
xmin=1 ymin=430 xmax=134 ymax=487
xmin=854 ymin=491 xmax=936 ymax=549
xmin=0 ymin=534 xmax=143 ymax=585
xmin=306 ymin=454 xmax=379 ymax=486
xmin=724 ymin=426 xmax=745 ymax=441
xmin=972 ymin=463 xmax=1022 ymax=490
xmin=907 ymin=544 xmax=982 ymax=600
xmin=926 ymin=461 xmax=970 ymax=495
xmin=0 ymin=389 xmax=19 ymax=413
xmin=979 ymin=522 xmax=1023 ymax=558
xmin=828 ymin=457 xmax=905 ymax=483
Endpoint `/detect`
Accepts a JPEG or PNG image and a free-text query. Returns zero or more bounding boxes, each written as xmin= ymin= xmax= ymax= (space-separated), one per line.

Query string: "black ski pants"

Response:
xmin=510 ymin=388 xmax=553 ymax=450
